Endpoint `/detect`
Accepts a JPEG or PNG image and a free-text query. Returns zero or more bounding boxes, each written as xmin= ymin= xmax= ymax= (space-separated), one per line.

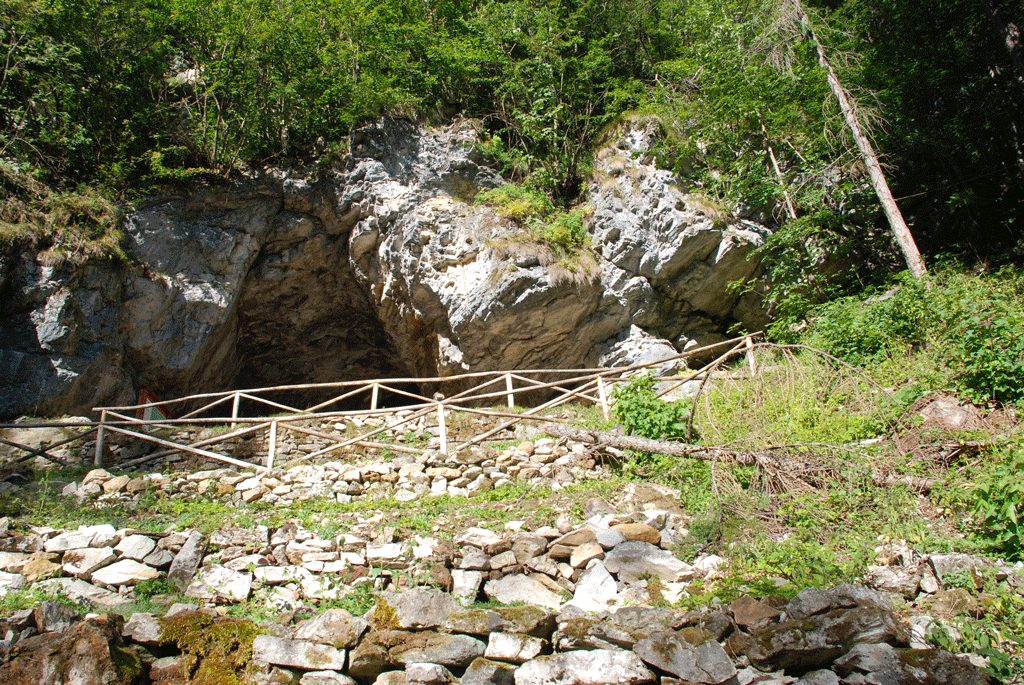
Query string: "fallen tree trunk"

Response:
xmin=544 ymin=425 xmax=755 ymax=465
xmin=546 ymin=424 xmax=939 ymax=494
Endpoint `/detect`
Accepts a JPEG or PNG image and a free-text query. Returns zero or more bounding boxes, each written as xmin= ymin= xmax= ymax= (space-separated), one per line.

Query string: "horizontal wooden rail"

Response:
xmin=57 ymin=332 xmax=763 ymax=471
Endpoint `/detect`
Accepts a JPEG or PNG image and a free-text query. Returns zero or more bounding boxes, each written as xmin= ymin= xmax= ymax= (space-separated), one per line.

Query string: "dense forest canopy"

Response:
xmin=2 ymin=0 xmax=1022 ymax=307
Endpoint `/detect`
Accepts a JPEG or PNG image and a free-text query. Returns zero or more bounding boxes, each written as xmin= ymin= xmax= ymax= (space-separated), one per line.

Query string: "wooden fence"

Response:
xmin=0 ymin=334 xmax=760 ymax=473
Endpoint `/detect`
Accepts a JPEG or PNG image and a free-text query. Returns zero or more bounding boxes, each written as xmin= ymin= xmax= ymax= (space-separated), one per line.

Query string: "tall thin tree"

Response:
xmin=760 ymin=0 xmax=928 ymax=279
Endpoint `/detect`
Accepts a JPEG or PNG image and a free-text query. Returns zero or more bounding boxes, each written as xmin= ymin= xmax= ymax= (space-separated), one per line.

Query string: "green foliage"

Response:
xmin=0 ymin=587 xmax=91 ymax=615
xmin=613 ymin=373 xmax=690 ymax=441
xmin=477 ymin=182 xmax=590 ymax=255
xmin=925 ymin=568 xmax=1024 ymax=681
xmin=936 ymin=269 xmax=1024 ymax=404
xmin=1 ymin=162 xmax=127 ymax=263
xmin=532 ymin=208 xmax=587 ymax=254
xmin=694 ymin=348 xmax=895 ymax=447
xmin=134 ymin=576 xmax=177 ymax=600
xmin=797 ymin=272 xmax=934 ymax=362
xmin=318 ymin=581 xmax=378 ymax=616
xmin=971 ymin=446 xmax=1024 ymax=561
xmin=796 ymin=267 xmax=1024 ymax=404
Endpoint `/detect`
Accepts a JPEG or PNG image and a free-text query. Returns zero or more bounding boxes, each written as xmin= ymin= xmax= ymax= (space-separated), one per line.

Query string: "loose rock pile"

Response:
xmin=62 ymin=432 xmax=603 ymax=506
xmin=2 ymin=423 xmax=1021 ymax=684
xmin=1 ymin=456 xmax=1018 ymax=684
xmin=0 ymin=585 xmax=989 ymax=684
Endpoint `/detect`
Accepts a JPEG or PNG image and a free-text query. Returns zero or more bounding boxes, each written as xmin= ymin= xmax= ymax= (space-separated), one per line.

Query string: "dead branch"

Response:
xmin=544 ymin=424 xmax=755 ymax=465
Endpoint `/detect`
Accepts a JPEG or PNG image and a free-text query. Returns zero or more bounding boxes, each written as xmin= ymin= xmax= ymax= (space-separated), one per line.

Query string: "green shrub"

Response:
xmin=613 ymin=373 xmax=690 ymax=441
xmin=971 ymin=446 xmax=1024 ymax=561
xmin=533 ymin=208 xmax=587 ymax=254
xmin=797 ymin=267 xmax=1024 ymax=405
xmin=477 ymin=183 xmax=590 ymax=255
xmin=936 ymin=269 xmax=1024 ymax=404
xmin=801 ymin=272 xmax=934 ymax=365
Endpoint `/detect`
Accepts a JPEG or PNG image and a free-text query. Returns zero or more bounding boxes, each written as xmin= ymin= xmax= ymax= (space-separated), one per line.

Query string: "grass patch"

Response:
xmin=476 ymin=182 xmax=592 ymax=257
xmin=1 ymin=161 xmax=128 ymax=264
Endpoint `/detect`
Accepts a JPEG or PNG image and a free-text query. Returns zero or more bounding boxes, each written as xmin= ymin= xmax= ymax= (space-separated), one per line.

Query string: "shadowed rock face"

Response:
xmin=0 ymin=118 xmax=771 ymax=418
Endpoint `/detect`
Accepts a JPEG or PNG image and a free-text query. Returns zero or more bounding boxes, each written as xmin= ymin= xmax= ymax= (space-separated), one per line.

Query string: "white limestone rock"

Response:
xmin=514 ymin=650 xmax=654 ymax=685
xmin=90 ymin=559 xmax=160 ymax=587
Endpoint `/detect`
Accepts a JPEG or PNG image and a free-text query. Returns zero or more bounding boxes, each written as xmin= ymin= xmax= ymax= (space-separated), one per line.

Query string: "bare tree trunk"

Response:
xmin=977 ymin=0 xmax=1024 ymax=82
xmin=760 ymin=119 xmax=798 ymax=220
xmin=793 ymin=1 xmax=928 ymax=279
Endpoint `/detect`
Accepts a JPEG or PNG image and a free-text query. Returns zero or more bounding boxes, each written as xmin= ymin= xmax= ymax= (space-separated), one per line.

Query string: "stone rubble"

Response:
xmin=0 ymin=453 xmax=1015 ymax=684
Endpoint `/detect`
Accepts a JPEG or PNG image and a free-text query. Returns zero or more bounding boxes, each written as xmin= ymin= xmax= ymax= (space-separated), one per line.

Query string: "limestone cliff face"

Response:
xmin=0 ymin=118 xmax=770 ymax=418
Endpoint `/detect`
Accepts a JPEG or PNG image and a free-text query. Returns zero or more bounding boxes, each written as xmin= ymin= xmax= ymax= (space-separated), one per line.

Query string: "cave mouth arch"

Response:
xmin=226 ymin=230 xmax=421 ymax=413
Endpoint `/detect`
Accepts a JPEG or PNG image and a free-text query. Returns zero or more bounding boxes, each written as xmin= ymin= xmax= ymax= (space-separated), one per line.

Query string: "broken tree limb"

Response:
xmin=543 ymin=424 xmax=755 ymax=465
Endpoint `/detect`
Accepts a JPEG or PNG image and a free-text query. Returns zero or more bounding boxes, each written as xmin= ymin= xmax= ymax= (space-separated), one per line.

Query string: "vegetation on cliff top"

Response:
xmin=2 ymin=0 xmax=1021 ymax=295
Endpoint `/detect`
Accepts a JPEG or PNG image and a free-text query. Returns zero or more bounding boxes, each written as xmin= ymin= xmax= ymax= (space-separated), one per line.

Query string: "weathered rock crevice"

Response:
xmin=0 ymin=118 xmax=772 ymax=418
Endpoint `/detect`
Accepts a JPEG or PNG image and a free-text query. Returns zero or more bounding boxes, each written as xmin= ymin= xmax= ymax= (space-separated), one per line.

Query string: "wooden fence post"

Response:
xmin=371 ymin=383 xmax=379 ymax=411
xmin=745 ymin=336 xmax=758 ymax=376
xmin=597 ymin=377 xmax=610 ymax=421
xmin=505 ymin=373 xmax=515 ymax=409
xmin=94 ymin=410 xmax=106 ymax=466
xmin=267 ymin=421 xmax=278 ymax=469
xmin=231 ymin=392 xmax=241 ymax=428
xmin=437 ymin=403 xmax=447 ymax=455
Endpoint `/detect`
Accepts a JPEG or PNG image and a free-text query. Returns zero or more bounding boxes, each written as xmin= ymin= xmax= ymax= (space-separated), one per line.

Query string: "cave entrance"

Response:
xmin=225 ymin=208 xmax=429 ymax=415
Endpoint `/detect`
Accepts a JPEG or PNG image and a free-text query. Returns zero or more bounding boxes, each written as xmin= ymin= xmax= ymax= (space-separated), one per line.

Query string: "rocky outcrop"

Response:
xmin=1 ymin=118 xmax=771 ymax=418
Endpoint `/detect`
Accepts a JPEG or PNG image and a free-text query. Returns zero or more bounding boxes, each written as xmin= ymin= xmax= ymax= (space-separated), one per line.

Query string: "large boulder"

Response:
xmin=0 ymin=614 xmax=141 ymax=685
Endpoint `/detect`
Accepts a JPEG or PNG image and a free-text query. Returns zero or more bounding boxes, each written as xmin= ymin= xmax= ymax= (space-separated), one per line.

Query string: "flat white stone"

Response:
xmin=252 ymin=635 xmax=346 ymax=670
xmin=455 ymin=527 xmax=504 ymax=548
xmin=35 ymin=577 xmax=121 ymax=606
xmin=485 ymin=632 xmax=546 ymax=663
xmin=0 ymin=552 xmax=29 ymax=572
xmin=91 ymin=559 xmax=159 ymax=586
xmin=61 ymin=547 xmax=117 ymax=579
xmin=187 ymin=564 xmax=252 ymax=602
xmin=515 ymin=649 xmax=654 ymax=685
xmin=300 ymin=671 xmax=358 ymax=685
xmin=451 ymin=569 xmax=484 ymax=606
xmin=116 ymin=534 xmax=157 ymax=561
xmin=0 ymin=571 xmax=27 ymax=595
xmin=484 ymin=574 xmax=564 ymax=610
xmin=567 ymin=562 xmax=619 ymax=613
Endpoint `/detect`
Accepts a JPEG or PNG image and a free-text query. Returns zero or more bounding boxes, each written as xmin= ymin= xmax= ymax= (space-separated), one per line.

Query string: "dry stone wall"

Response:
xmin=0 ymin=471 xmax=1008 ymax=685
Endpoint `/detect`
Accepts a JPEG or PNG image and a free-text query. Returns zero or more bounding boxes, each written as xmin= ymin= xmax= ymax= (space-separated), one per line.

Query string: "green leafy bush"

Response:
xmin=936 ymin=270 xmax=1024 ymax=404
xmin=534 ymin=208 xmax=587 ymax=253
xmin=613 ymin=373 xmax=690 ymax=440
xmin=971 ymin=446 xmax=1024 ymax=561
xmin=801 ymin=272 xmax=935 ymax=365
xmin=796 ymin=267 xmax=1024 ymax=405
xmin=477 ymin=183 xmax=590 ymax=256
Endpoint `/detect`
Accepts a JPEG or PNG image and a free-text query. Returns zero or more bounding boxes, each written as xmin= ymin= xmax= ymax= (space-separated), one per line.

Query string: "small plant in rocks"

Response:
xmin=613 ymin=373 xmax=690 ymax=441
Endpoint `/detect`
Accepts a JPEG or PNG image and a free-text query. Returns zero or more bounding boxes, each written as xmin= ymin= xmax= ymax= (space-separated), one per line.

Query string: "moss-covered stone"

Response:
xmin=160 ymin=611 xmax=262 ymax=685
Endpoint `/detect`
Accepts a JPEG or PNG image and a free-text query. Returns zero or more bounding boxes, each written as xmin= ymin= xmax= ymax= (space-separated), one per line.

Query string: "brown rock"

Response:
xmin=730 ymin=595 xmax=781 ymax=629
xmin=150 ymin=655 xmax=186 ymax=681
xmin=168 ymin=530 xmax=207 ymax=593
xmin=612 ymin=523 xmax=661 ymax=546
xmin=102 ymin=474 xmax=131 ymax=493
xmin=20 ymin=555 xmax=61 ymax=583
xmin=125 ymin=477 xmax=148 ymax=493
xmin=0 ymin=617 xmax=140 ymax=685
